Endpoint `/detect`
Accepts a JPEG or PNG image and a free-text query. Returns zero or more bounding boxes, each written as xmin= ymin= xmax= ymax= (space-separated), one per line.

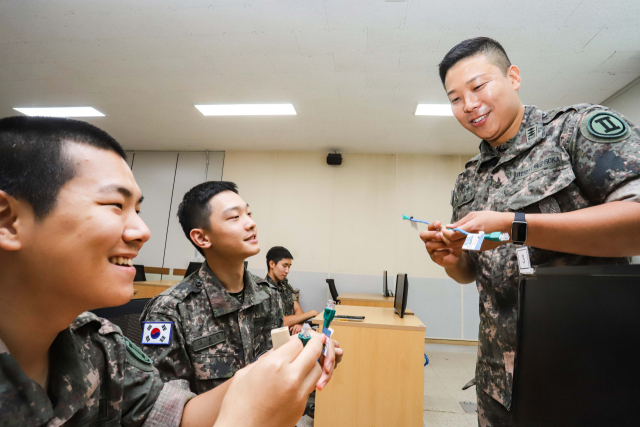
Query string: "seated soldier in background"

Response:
xmin=140 ymin=182 xmax=342 ymax=395
xmin=0 ymin=116 xmax=332 ymax=427
xmin=266 ymin=246 xmax=319 ymax=334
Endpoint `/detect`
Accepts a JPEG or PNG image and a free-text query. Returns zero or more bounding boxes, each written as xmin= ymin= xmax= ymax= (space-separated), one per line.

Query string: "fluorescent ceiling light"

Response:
xmin=195 ymin=104 xmax=297 ymax=116
xmin=13 ymin=107 xmax=105 ymax=117
xmin=415 ymin=104 xmax=453 ymax=116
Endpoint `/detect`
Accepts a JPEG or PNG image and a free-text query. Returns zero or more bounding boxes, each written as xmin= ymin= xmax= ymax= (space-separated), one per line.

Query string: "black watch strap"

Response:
xmin=515 ymin=212 xmax=525 ymax=222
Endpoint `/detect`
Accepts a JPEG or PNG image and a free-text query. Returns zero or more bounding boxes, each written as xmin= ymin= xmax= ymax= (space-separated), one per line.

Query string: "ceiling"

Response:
xmin=1 ymin=0 xmax=639 ymax=155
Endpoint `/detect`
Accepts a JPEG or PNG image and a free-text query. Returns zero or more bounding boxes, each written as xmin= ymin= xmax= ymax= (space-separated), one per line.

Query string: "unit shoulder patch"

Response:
xmin=124 ymin=337 xmax=155 ymax=371
xmin=580 ymin=110 xmax=630 ymax=143
xmin=141 ymin=321 xmax=173 ymax=346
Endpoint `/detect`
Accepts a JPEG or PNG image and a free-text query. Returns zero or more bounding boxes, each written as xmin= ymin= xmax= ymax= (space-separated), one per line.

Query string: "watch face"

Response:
xmin=513 ymin=221 xmax=527 ymax=242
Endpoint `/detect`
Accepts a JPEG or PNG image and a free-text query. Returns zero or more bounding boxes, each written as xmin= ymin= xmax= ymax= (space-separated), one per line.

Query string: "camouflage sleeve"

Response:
xmin=605 ymin=177 xmax=640 ymax=203
xmin=140 ymin=300 xmax=194 ymax=390
xmin=568 ymin=107 xmax=640 ymax=205
xmin=142 ymin=380 xmax=195 ymax=427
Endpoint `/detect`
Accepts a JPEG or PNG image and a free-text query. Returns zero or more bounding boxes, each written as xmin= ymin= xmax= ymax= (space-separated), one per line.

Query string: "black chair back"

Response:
xmin=185 ymin=262 xmax=203 ymax=277
xmin=133 ymin=265 xmax=146 ymax=282
xmin=326 ymin=279 xmax=340 ymax=303
xmin=91 ymin=298 xmax=150 ymax=344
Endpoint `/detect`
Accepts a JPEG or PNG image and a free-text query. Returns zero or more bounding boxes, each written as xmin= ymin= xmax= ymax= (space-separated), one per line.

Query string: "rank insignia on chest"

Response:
xmin=141 ymin=321 xmax=173 ymax=345
xmin=526 ymin=125 xmax=539 ymax=143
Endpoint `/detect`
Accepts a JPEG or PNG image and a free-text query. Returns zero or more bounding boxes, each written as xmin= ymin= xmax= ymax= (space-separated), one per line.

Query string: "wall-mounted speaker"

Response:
xmin=327 ymin=153 xmax=342 ymax=166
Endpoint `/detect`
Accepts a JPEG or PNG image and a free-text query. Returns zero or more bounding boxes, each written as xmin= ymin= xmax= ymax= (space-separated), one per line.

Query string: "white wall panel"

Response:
xmin=163 ymin=152 xmax=207 ymax=270
xmin=131 ymin=152 xmax=178 ymax=268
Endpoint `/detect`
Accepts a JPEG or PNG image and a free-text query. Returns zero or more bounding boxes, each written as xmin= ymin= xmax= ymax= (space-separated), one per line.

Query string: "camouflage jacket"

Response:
xmin=451 ymin=104 xmax=640 ymax=410
xmin=266 ymin=275 xmax=297 ymax=317
xmin=0 ymin=312 xmax=194 ymax=427
xmin=140 ymin=262 xmax=284 ymax=394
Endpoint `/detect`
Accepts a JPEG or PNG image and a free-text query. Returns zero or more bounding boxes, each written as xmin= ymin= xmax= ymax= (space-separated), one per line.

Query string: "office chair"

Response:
xmin=326 ymin=279 xmax=341 ymax=304
xmin=184 ymin=262 xmax=203 ymax=277
xmin=91 ymin=298 xmax=150 ymax=344
xmin=133 ymin=264 xmax=146 ymax=282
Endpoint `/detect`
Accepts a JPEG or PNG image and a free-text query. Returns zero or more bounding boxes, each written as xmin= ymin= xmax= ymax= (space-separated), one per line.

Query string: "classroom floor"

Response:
xmin=423 ymin=343 xmax=478 ymax=427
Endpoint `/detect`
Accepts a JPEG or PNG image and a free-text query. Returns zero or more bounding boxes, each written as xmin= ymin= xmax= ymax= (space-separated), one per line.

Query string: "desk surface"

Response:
xmin=338 ymin=292 xmax=394 ymax=303
xmin=135 ymin=280 xmax=180 ymax=287
xmin=312 ymin=305 xmax=424 ymax=332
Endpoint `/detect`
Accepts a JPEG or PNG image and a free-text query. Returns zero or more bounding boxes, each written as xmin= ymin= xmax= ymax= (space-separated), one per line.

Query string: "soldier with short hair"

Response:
xmin=265 ymin=246 xmax=319 ymax=335
xmin=0 ymin=116 xmax=335 ymax=427
xmin=140 ymin=182 xmax=342 ymax=395
xmin=421 ymin=37 xmax=640 ymax=426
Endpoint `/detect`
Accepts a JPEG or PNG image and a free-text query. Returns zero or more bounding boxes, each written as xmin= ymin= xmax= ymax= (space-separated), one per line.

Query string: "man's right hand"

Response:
xmin=214 ymin=334 xmax=325 ymax=427
xmin=420 ymin=220 xmax=463 ymax=268
xmin=420 ymin=220 xmax=477 ymax=284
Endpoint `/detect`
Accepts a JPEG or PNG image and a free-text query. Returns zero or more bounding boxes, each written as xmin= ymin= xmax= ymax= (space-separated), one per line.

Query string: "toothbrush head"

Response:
xmin=402 ymin=215 xmax=411 ymax=220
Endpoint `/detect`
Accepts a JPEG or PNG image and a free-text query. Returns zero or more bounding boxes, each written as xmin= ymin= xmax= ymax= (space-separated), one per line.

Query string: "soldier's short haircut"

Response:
xmin=438 ymin=37 xmax=511 ymax=85
xmin=177 ymin=181 xmax=239 ymax=256
xmin=0 ymin=116 xmax=127 ymax=219
xmin=266 ymin=246 xmax=294 ymax=270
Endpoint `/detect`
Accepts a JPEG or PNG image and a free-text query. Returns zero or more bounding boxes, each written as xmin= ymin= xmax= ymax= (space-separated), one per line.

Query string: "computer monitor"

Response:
xmin=394 ymin=273 xmax=408 ymax=318
xmin=383 ymin=270 xmax=392 ymax=297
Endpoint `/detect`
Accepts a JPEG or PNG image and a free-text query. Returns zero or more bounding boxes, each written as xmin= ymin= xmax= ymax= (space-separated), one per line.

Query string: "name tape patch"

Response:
xmin=193 ymin=331 xmax=226 ymax=352
xmin=141 ymin=322 xmax=173 ymax=346
xmin=514 ymin=154 xmax=562 ymax=180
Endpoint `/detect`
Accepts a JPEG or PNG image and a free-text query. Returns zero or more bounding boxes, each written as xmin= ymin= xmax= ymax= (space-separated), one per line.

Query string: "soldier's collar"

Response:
xmin=200 ymin=262 xmax=268 ymax=317
xmin=477 ymin=105 xmax=544 ymax=168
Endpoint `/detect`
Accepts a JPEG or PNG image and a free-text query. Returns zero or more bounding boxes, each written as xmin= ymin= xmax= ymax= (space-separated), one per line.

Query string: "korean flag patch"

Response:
xmin=141 ymin=322 xmax=173 ymax=346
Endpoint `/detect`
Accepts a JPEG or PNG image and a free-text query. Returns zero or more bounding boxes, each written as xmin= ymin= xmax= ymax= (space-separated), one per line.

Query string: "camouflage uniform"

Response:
xmin=266 ymin=275 xmax=296 ymax=317
xmin=0 ymin=312 xmax=194 ymax=427
xmin=140 ymin=262 xmax=284 ymax=394
xmin=450 ymin=104 xmax=640 ymax=424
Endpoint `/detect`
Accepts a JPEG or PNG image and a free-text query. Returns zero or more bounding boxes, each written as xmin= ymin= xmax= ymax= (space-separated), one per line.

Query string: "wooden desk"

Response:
xmin=134 ymin=280 xmax=179 ymax=299
xmin=312 ymin=306 xmax=425 ymax=427
xmin=338 ymin=292 xmax=395 ymax=308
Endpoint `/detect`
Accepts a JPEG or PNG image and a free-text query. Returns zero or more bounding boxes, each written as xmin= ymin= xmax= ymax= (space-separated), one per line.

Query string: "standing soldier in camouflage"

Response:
xmin=0 ymin=116 xmax=336 ymax=427
xmin=421 ymin=37 xmax=640 ymax=426
xmin=141 ymin=182 xmax=342 ymax=395
xmin=265 ymin=246 xmax=319 ymax=335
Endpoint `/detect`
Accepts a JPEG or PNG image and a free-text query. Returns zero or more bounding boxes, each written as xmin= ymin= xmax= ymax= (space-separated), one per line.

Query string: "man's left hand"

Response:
xmin=442 ymin=211 xmax=514 ymax=251
xmin=290 ymin=324 xmax=302 ymax=335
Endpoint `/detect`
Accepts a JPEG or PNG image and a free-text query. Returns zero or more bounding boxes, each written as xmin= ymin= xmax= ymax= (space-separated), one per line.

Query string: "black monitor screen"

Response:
xmin=383 ymin=271 xmax=388 ymax=296
xmin=394 ymin=273 xmax=408 ymax=318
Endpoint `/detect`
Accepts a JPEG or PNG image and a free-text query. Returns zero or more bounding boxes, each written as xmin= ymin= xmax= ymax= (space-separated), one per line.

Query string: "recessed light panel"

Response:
xmin=195 ymin=104 xmax=297 ymax=116
xmin=13 ymin=107 xmax=105 ymax=117
xmin=415 ymin=104 xmax=453 ymax=116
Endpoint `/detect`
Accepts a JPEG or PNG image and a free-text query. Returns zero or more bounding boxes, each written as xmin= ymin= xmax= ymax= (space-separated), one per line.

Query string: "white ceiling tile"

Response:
xmin=1 ymin=0 xmax=639 ymax=155
xmin=367 ymin=28 xmax=443 ymax=53
xmin=246 ymin=0 xmax=327 ymax=32
xmin=295 ymin=29 xmax=367 ymax=55
xmin=175 ymin=5 xmax=256 ymax=34
xmin=595 ymin=51 xmax=640 ymax=75
xmin=210 ymin=53 xmax=275 ymax=74
xmin=223 ymin=32 xmax=300 ymax=55
xmin=269 ymin=53 xmax=335 ymax=74
xmin=365 ymin=72 xmax=427 ymax=89
xmin=325 ymin=0 xmax=408 ymax=30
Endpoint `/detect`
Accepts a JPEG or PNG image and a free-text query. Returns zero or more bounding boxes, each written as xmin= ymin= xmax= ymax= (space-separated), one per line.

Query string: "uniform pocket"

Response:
xmin=192 ymin=354 xmax=239 ymax=380
xmin=506 ymin=165 xmax=575 ymax=211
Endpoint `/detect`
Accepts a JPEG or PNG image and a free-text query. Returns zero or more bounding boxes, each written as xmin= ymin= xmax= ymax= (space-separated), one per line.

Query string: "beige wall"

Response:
xmin=223 ymin=151 xmax=465 ymax=279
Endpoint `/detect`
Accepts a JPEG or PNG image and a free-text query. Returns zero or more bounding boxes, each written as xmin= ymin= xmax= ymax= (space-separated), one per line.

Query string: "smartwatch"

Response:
xmin=511 ymin=212 xmax=527 ymax=245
